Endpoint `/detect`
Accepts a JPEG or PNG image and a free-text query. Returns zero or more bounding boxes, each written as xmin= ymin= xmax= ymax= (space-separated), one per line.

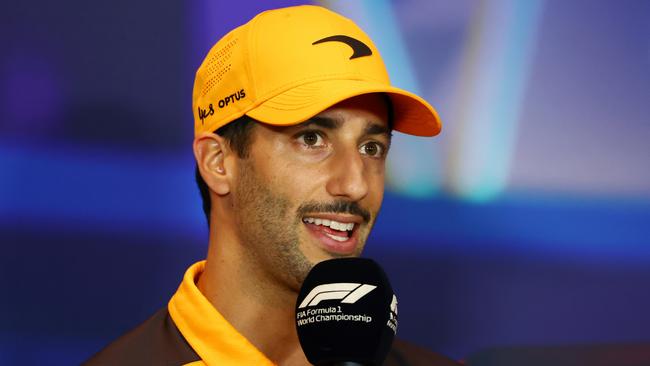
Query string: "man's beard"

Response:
xmin=232 ymin=159 xmax=313 ymax=292
xmin=232 ymin=159 xmax=375 ymax=293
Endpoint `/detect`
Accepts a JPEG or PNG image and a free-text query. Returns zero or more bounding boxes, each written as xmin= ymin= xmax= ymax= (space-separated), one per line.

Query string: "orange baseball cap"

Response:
xmin=192 ymin=5 xmax=441 ymax=137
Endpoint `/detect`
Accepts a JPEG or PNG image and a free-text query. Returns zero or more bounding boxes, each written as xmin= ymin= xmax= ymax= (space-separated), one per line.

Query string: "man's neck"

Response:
xmin=197 ymin=234 xmax=310 ymax=366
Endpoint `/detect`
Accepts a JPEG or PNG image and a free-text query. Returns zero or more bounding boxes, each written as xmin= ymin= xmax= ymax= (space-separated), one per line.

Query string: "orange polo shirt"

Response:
xmin=168 ymin=261 xmax=276 ymax=366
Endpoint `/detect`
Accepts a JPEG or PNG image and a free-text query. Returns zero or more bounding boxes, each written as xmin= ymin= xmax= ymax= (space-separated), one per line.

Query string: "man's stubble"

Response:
xmin=232 ymin=158 xmax=313 ymax=294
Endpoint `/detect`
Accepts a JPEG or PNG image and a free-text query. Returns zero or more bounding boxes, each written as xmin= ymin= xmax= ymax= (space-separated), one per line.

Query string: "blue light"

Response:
xmin=449 ymin=0 xmax=544 ymax=202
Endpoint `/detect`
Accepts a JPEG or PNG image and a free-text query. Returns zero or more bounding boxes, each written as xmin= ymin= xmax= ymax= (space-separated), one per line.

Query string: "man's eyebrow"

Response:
xmin=300 ymin=116 xmax=341 ymax=129
xmin=364 ymin=123 xmax=391 ymax=138
xmin=299 ymin=116 xmax=392 ymax=140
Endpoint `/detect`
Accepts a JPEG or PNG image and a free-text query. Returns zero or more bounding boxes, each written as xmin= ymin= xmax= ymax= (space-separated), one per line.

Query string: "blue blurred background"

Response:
xmin=1 ymin=0 xmax=649 ymax=364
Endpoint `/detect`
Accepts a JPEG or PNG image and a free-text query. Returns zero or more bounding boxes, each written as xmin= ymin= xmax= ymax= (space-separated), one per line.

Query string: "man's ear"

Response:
xmin=193 ymin=132 xmax=232 ymax=195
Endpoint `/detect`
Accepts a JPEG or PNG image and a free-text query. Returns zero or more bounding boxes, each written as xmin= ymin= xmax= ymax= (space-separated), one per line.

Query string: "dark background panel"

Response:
xmin=1 ymin=0 xmax=649 ymax=365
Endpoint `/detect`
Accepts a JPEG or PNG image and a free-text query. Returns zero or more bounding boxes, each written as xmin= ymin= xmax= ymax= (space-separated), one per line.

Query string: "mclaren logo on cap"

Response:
xmin=299 ymin=283 xmax=377 ymax=308
xmin=312 ymin=35 xmax=372 ymax=59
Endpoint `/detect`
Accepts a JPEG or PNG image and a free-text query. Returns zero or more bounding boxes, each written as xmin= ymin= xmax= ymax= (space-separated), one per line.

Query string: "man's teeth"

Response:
xmin=303 ymin=217 xmax=354 ymax=231
xmin=325 ymin=233 xmax=347 ymax=242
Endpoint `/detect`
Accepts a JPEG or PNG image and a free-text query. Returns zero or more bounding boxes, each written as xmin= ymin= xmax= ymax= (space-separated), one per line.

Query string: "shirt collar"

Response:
xmin=168 ymin=261 xmax=276 ymax=366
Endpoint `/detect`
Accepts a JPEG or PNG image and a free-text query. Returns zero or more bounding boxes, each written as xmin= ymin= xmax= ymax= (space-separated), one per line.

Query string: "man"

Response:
xmin=86 ymin=5 xmax=459 ymax=366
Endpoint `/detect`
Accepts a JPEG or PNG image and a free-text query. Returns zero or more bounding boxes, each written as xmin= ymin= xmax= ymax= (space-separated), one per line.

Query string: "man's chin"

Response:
xmin=301 ymin=241 xmax=365 ymax=267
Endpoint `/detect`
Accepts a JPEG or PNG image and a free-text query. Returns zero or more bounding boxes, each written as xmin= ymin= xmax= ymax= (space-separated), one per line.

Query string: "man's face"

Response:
xmin=231 ymin=94 xmax=391 ymax=292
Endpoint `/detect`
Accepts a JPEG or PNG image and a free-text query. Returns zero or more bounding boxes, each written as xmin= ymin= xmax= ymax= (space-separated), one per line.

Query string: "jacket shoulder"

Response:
xmin=385 ymin=338 xmax=462 ymax=366
xmin=83 ymin=307 xmax=200 ymax=366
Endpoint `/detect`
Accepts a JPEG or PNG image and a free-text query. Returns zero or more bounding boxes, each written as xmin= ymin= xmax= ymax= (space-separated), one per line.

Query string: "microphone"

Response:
xmin=295 ymin=258 xmax=398 ymax=366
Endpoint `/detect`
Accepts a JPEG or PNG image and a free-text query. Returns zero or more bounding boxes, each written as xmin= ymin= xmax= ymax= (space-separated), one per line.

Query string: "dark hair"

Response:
xmin=195 ymin=94 xmax=394 ymax=226
xmin=195 ymin=115 xmax=256 ymax=226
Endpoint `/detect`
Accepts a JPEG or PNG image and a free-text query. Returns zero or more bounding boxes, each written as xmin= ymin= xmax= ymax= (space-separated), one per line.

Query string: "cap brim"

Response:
xmin=246 ymin=79 xmax=441 ymax=137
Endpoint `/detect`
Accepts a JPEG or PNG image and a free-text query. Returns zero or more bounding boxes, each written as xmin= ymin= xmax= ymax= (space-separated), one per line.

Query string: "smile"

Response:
xmin=301 ymin=215 xmax=360 ymax=254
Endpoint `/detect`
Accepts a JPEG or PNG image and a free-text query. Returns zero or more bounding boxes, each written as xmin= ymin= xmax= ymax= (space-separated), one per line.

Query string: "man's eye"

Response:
xmin=298 ymin=131 xmax=325 ymax=148
xmin=360 ymin=142 xmax=385 ymax=157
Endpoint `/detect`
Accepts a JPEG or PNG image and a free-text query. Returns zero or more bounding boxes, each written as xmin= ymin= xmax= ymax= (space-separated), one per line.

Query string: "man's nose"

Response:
xmin=325 ymin=147 xmax=369 ymax=202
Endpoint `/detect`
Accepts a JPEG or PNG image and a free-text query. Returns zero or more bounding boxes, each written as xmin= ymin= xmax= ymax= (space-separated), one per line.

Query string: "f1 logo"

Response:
xmin=298 ymin=283 xmax=377 ymax=308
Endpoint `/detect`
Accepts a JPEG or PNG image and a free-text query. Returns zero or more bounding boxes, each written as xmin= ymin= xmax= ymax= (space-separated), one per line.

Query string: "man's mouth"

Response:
xmin=302 ymin=217 xmax=355 ymax=241
xmin=301 ymin=216 xmax=360 ymax=254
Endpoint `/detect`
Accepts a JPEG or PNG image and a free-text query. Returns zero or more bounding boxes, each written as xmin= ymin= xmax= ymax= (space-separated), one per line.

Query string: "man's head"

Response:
xmin=192 ymin=5 xmax=440 ymax=290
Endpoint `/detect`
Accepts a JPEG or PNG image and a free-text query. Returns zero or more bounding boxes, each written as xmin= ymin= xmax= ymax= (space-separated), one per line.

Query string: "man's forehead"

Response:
xmin=306 ymin=93 xmax=391 ymax=130
xmin=297 ymin=115 xmax=391 ymax=139
xmin=252 ymin=93 xmax=392 ymax=139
